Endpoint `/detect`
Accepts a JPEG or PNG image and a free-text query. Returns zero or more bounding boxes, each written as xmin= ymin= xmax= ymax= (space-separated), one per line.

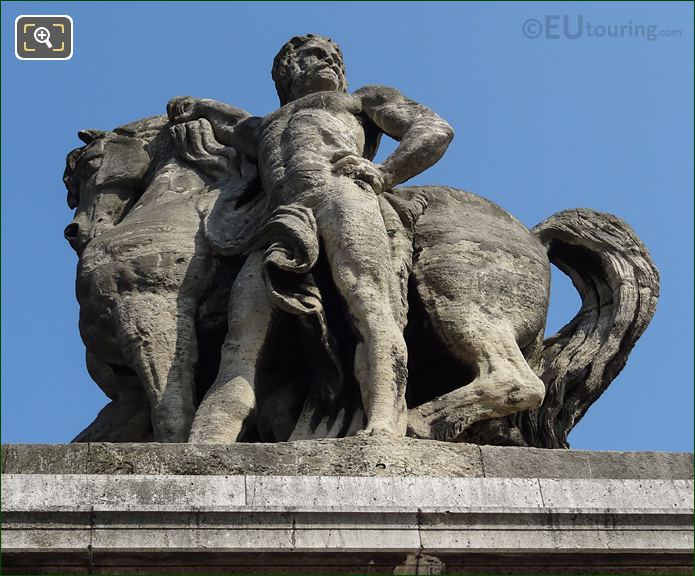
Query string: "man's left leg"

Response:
xmin=315 ymin=179 xmax=409 ymax=436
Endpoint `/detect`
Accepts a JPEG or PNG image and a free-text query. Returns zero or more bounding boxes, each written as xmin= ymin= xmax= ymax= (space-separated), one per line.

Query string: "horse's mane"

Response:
xmin=113 ymin=115 xmax=168 ymax=141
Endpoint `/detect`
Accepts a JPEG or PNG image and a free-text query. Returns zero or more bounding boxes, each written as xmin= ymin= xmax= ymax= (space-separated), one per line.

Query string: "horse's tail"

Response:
xmin=518 ymin=208 xmax=659 ymax=448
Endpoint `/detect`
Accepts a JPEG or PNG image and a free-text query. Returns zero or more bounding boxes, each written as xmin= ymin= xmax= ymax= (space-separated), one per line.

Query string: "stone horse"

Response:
xmin=64 ymin=118 xmax=658 ymax=448
xmin=63 ymin=115 xmax=252 ymax=442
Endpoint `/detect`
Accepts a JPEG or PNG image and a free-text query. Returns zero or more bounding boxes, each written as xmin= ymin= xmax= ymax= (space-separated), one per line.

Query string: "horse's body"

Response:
xmin=66 ymin=118 xmax=232 ymax=442
xmin=398 ymin=186 xmax=657 ymax=447
xmin=400 ymin=186 xmax=549 ymax=440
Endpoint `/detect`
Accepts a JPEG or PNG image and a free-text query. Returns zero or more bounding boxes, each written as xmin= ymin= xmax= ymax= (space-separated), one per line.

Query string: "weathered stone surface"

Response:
xmin=481 ymin=445 xmax=695 ymax=479
xmin=4 ymin=514 xmax=92 ymax=553
xmin=584 ymin=450 xmax=695 ymax=480
xmin=82 ymin=437 xmax=485 ymax=477
xmin=418 ymin=509 xmax=694 ymax=553
xmin=4 ymin=442 xmax=693 ymax=480
xmin=247 ymin=476 xmax=543 ymax=508
xmin=538 ymin=478 xmax=693 ymax=509
xmin=63 ymin=33 xmax=659 ymax=449
xmin=2 ymin=444 xmax=88 ymax=475
xmin=3 ymin=474 xmax=246 ymax=512
xmin=481 ymin=444 xmax=592 ymax=478
xmin=3 ymin=467 xmax=692 ymax=573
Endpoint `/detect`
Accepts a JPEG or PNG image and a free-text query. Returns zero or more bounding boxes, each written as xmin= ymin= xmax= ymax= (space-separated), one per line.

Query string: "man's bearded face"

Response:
xmin=286 ymin=40 xmax=347 ymax=98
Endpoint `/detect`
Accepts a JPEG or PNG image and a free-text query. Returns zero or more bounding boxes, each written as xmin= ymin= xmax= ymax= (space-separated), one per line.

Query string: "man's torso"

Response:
xmin=256 ymin=91 xmax=377 ymax=198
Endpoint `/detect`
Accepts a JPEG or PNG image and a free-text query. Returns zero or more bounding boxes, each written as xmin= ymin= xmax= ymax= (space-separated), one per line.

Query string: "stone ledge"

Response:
xmin=3 ymin=443 xmax=693 ymax=573
xmin=2 ymin=473 xmax=693 ymax=573
xmin=2 ymin=438 xmax=693 ymax=478
xmin=7 ymin=474 xmax=691 ymax=511
xmin=5 ymin=507 xmax=692 ymax=553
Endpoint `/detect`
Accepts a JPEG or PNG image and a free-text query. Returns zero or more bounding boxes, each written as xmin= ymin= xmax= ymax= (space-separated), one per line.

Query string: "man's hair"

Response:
xmin=272 ymin=34 xmax=346 ymax=105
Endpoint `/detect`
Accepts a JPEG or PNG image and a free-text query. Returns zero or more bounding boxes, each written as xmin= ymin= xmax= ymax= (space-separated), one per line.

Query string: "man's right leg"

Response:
xmin=189 ymin=251 xmax=274 ymax=443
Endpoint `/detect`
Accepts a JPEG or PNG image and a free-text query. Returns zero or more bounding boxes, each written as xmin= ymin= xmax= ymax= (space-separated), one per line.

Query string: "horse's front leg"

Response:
xmin=72 ymin=351 xmax=152 ymax=442
xmin=115 ymin=289 xmax=198 ymax=442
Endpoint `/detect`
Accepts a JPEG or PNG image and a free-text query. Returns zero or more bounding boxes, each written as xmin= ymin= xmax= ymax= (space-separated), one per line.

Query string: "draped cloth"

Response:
xmin=254 ymin=204 xmax=344 ymax=413
xmin=203 ymin=179 xmax=343 ymax=415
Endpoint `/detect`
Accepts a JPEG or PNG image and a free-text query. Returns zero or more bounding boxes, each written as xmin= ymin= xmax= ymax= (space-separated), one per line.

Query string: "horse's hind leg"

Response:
xmin=115 ymin=292 xmax=197 ymax=442
xmin=408 ymin=316 xmax=545 ymax=442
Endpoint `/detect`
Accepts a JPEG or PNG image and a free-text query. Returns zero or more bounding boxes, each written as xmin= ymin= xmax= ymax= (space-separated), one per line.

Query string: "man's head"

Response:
xmin=272 ymin=34 xmax=347 ymax=105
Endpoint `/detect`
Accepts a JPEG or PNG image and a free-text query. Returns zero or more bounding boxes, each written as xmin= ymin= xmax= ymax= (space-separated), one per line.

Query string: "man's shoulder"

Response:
xmin=353 ymin=84 xmax=403 ymax=105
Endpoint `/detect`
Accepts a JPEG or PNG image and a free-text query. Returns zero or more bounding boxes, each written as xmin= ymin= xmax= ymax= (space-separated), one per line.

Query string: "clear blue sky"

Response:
xmin=2 ymin=2 xmax=692 ymax=451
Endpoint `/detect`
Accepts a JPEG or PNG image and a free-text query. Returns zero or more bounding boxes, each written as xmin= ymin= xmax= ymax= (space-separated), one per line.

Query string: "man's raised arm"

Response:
xmin=356 ymin=85 xmax=454 ymax=190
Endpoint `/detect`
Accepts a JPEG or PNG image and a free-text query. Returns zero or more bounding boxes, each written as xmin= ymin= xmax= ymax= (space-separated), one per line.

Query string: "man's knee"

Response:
xmin=339 ymin=275 xmax=392 ymax=320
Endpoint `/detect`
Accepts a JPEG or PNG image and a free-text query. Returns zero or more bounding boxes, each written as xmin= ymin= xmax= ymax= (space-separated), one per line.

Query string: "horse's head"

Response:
xmin=63 ymin=129 xmax=150 ymax=255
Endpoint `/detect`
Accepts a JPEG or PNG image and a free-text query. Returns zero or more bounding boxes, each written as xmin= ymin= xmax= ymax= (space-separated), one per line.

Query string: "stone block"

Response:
xmin=293 ymin=523 xmax=421 ymax=552
xmin=2 ymin=444 xmax=88 ymax=475
xmin=584 ymin=450 xmax=695 ymax=480
xmin=246 ymin=476 xmax=543 ymax=508
xmin=2 ymin=474 xmax=246 ymax=512
xmin=481 ymin=445 xmax=591 ymax=478
xmin=7 ymin=443 xmax=691 ymax=480
xmin=538 ymin=478 xmax=694 ymax=509
xmin=83 ymin=437 xmax=484 ymax=477
xmin=2 ymin=511 xmax=92 ymax=552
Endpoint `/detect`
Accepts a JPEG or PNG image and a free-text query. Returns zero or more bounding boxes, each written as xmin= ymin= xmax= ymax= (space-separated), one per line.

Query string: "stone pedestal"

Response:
xmin=2 ymin=438 xmax=693 ymax=574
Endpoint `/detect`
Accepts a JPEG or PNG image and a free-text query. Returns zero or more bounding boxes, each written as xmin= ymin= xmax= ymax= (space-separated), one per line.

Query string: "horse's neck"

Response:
xmin=121 ymin=158 xmax=211 ymax=222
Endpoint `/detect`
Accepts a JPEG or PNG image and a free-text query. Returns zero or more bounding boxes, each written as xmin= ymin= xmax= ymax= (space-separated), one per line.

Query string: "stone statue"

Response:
xmin=169 ymin=35 xmax=454 ymax=442
xmin=64 ymin=34 xmax=659 ymax=448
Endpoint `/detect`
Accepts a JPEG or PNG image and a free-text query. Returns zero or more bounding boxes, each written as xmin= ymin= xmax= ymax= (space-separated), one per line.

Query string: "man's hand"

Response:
xmin=331 ymin=155 xmax=393 ymax=195
xmin=167 ymin=96 xmax=254 ymax=152
xmin=356 ymin=85 xmax=453 ymax=190
xmin=171 ymin=118 xmax=237 ymax=180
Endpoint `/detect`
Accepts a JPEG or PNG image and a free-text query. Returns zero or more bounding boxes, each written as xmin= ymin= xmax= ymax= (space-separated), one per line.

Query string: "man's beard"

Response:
xmin=293 ymin=66 xmax=345 ymax=96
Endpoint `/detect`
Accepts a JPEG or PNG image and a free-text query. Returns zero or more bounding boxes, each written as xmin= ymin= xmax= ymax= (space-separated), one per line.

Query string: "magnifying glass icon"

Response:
xmin=33 ymin=27 xmax=53 ymax=49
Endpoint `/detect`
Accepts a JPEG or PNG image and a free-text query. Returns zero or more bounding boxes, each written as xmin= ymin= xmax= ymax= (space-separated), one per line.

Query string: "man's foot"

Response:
xmin=356 ymin=425 xmax=400 ymax=438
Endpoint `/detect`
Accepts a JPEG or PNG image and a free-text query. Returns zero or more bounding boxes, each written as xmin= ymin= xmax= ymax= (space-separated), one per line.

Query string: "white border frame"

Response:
xmin=15 ymin=14 xmax=74 ymax=61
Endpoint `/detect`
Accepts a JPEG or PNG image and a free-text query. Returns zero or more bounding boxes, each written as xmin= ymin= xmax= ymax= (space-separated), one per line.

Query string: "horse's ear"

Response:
xmin=78 ymin=129 xmax=109 ymax=144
